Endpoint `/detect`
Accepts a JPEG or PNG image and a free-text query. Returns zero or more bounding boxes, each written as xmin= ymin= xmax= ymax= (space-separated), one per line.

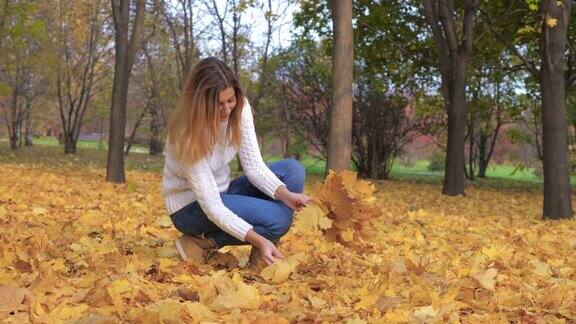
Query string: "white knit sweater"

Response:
xmin=162 ymin=98 xmax=285 ymax=242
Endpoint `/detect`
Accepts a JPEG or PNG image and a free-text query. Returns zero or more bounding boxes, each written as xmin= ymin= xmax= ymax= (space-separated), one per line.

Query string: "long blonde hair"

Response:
xmin=167 ymin=57 xmax=244 ymax=165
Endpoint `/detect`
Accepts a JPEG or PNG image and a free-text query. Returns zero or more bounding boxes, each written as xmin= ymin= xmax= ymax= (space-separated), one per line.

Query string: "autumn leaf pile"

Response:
xmin=1 ymin=163 xmax=576 ymax=323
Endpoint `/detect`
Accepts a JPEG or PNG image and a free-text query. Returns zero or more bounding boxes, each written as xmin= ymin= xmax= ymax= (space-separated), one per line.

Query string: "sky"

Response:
xmin=168 ymin=0 xmax=299 ymax=55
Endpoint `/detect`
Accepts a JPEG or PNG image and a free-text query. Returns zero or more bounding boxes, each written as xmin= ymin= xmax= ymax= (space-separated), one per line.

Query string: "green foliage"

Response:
xmin=293 ymin=1 xmax=432 ymax=90
xmin=427 ymin=151 xmax=446 ymax=172
xmin=287 ymin=133 xmax=309 ymax=160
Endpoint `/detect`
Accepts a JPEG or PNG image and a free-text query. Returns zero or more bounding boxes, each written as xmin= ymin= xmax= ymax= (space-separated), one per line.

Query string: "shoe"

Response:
xmin=174 ymin=234 xmax=219 ymax=263
xmin=248 ymin=245 xmax=262 ymax=268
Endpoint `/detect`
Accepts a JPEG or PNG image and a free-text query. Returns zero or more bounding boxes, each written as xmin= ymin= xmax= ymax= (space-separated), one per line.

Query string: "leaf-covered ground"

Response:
xmin=1 ymin=162 xmax=575 ymax=323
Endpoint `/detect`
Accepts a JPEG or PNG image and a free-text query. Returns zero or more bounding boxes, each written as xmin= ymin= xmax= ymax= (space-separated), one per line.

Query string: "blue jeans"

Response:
xmin=170 ymin=158 xmax=306 ymax=248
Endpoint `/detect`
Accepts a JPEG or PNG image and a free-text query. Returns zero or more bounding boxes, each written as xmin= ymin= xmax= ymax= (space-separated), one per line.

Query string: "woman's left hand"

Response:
xmin=275 ymin=186 xmax=312 ymax=211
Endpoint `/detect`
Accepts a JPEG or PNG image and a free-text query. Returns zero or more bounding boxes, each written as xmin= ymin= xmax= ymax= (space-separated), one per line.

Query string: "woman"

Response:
xmin=162 ymin=57 xmax=312 ymax=267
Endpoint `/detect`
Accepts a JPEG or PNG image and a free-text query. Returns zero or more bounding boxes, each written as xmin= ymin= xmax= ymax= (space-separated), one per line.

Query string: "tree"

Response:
xmin=290 ymin=1 xmax=433 ymax=175
xmin=203 ymin=0 xmax=230 ymax=63
xmin=271 ymin=41 xmax=332 ymax=159
xmin=422 ymin=0 xmax=479 ymax=196
xmin=106 ymin=0 xmax=145 ymax=183
xmin=539 ymin=0 xmax=574 ymax=219
xmin=482 ymin=0 xmax=574 ymax=219
xmin=353 ymin=79 xmax=434 ymax=179
xmin=0 ymin=0 xmax=46 ymax=150
xmin=0 ymin=0 xmax=13 ymax=57
xmin=465 ymin=58 xmax=519 ymax=179
xmin=161 ymin=0 xmax=199 ymax=87
xmin=250 ymin=0 xmax=289 ymax=111
xmin=326 ymin=0 xmax=353 ymax=174
xmin=50 ymin=0 xmax=110 ymax=154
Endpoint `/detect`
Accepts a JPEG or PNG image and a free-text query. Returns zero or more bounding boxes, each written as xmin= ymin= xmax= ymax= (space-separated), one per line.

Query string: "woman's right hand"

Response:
xmin=245 ymin=229 xmax=284 ymax=265
xmin=258 ymin=239 xmax=284 ymax=265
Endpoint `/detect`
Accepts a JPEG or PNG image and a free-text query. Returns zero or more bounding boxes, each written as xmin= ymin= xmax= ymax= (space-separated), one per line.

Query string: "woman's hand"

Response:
xmin=258 ymin=238 xmax=284 ymax=265
xmin=245 ymin=230 xmax=284 ymax=265
xmin=274 ymin=185 xmax=313 ymax=211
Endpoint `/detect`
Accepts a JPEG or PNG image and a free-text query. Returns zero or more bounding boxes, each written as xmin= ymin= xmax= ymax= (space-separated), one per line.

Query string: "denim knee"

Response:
xmin=268 ymin=210 xmax=294 ymax=240
xmin=283 ymin=158 xmax=306 ymax=193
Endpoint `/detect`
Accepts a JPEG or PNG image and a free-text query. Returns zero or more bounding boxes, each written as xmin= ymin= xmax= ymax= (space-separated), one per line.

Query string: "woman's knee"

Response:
xmin=268 ymin=208 xmax=294 ymax=240
xmin=281 ymin=158 xmax=306 ymax=193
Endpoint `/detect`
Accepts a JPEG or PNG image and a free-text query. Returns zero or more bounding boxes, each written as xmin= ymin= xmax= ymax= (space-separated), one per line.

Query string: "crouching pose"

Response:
xmin=162 ymin=57 xmax=311 ymax=267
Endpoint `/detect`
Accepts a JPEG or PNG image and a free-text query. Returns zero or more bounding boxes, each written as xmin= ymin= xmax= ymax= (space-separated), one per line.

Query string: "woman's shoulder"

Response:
xmin=240 ymin=96 xmax=253 ymax=119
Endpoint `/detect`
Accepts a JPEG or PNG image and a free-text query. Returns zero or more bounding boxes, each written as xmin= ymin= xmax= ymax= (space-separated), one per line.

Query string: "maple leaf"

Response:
xmin=354 ymin=287 xmax=378 ymax=311
xmin=0 ymin=285 xmax=32 ymax=314
xmin=414 ymin=305 xmax=438 ymax=321
xmin=312 ymin=170 xmax=381 ymax=249
xmin=107 ymin=279 xmax=132 ymax=306
xmin=293 ymin=203 xmax=333 ymax=235
xmin=546 ymin=17 xmax=558 ymax=28
xmin=3 ymin=161 xmax=576 ymax=321
xmin=211 ymin=272 xmax=261 ymax=310
xmin=472 ymin=267 xmax=498 ymax=291
xmin=260 ymin=253 xmax=307 ymax=283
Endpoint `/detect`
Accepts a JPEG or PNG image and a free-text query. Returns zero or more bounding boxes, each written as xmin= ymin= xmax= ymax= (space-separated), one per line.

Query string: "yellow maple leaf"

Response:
xmin=261 ymin=253 xmax=307 ymax=283
xmin=261 ymin=261 xmax=294 ymax=283
xmin=481 ymin=245 xmax=500 ymax=260
xmin=546 ymin=17 xmax=558 ymax=27
xmin=345 ymin=317 xmax=367 ymax=324
xmin=294 ymin=203 xmax=333 ymax=235
xmin=107 ymin=279 xmax=132 ymax=306
xmin=49 ymin=303 xmax=90 ymax=321
xmin=32 ymin=207 xmax=48 ymax=215
xmin=341 ymin=228 xmax=355 ymax=242
xmin=212 ymin=272 xmax=260 ymax=310
xmin=414 ymin=305 xmax=438 ymax=320
xmin=127 ymin=299 xmax=182 ymax=323
xmin=531 ymin=260 xmax=552 ymax=277
xmin=354 ymin=287 xmax=378 ymax=311
xmin=172 ymin=274 xmax=194 ymax=284
xmin=472 ymin=267 xmax=498 ymax=291
xmin=157 ymin=215 xmax=172 ymax=228
xmin=384 ymin=308 xmax=412 ymax=322
xmin=307 ymin=294 xmax=326 ymax=309
xmin=182 ymin=302 xmax=218 ymax=320
xmin=313 ymin=170 xmax=380 ymax=249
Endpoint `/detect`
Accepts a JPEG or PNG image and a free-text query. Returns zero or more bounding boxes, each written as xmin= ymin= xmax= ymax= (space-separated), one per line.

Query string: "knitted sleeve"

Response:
xmin=181 ymin=158 xmax=253 ymax=241
xmin=237 ymin=97 xmax=285 ymax=199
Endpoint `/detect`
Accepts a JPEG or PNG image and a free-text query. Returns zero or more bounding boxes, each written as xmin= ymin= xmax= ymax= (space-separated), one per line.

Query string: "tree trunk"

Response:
xmin=467 ymin=108 xmax=477 ymax=181
xmin=142 ymin=38 xmax=164 ymax=156
xmin=125 ymin=105 xmax=147 ymax=156
xmin=326 ymin=0 xmax=354 ymax=175
xmin=442 ymin=60 xmax=469 ymax=194
xmin=106 ymin=0 xmax=145 ymax=183
xmin=9 ymin=82 xmax=21 ymax=150
xmin=10 ymin=125 xmax=19 ymax=149
xmin=149 ymin=104 xmax=163 ymax=155
xmin=232 ymin=0 xmax=240 ymax=77
xmin=99 ymin=113 xmax=105 ymax=150
xmin=540 ymin=0 xmax=574 ymax=219
xmin=423 ymin=0 xmax=478 ymax=196
xmin=64 ymin=134 xmax=77 ymax=154
xmin=477 ymin=134 xmax=488 ymax=178
xmin=24 ymin=115 xmax=34 ymax=146
xmin=252 ymin=0 xmax=274 ymax=111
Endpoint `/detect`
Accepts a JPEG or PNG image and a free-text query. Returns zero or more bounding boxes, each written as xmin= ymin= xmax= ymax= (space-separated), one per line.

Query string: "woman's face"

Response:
xmin=218 ymin=86 xmax=236 ymax=122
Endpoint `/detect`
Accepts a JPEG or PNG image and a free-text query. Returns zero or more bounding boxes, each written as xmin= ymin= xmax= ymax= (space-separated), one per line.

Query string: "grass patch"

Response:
xmin=0 ymin=140 xmax=164 ymax=172
xmin=32 ymin=137 xmax=149 ymax=153
xmin=1 ymin=137 xmax=561 ymax=192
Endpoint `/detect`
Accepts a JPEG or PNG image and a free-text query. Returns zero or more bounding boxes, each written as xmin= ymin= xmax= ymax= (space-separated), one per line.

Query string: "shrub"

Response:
xmin=427 ymin=151 xmax=445 ymax=171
